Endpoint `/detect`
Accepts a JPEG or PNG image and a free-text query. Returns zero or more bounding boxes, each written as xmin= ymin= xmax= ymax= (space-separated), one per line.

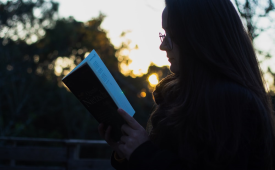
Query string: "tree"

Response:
xmin=0 ymin=0 xmax=156 ymax=139
xmin=234 ymin=0 xmax=275 ymax=40
xmin=0 ymin=0 xmax=60 ymax=137
xmin=0 ymin=0 xmax=58 ymax=43
xmin=234 ymin=0 xmax=275 ymax=92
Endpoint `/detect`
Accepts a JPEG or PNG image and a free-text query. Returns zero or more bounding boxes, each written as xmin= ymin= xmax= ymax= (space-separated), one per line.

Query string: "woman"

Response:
xmin=98 ymin=0 xmax=275 ymax=169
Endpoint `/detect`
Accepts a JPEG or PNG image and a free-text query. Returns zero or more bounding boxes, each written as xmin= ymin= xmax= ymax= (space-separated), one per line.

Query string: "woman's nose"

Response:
xmin=159 ymin=41 xmax=169 ymax=51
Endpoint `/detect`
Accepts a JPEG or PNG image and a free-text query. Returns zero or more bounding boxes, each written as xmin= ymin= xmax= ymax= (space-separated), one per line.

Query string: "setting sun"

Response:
xmin=148 ymin=74 xmax=159 ymax=86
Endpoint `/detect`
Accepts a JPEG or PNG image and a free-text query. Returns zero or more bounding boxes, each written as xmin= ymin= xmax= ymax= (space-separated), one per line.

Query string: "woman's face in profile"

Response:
xmin=160 ymin=7 xmax=180 ymax=74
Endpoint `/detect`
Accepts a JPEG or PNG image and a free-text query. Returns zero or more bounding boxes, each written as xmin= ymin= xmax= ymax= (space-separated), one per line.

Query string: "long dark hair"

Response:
xmin=148 ymin=0 xmax=275 ymax=169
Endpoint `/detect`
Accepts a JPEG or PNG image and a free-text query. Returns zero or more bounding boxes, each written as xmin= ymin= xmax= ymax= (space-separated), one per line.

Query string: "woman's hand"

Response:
xmin=98 ymin=108 xmax=149 ymax=160
xmin=117 ymin=108 xmax=149 ymax=160
xmin=98 ymin=123 xmax=126 ymax=159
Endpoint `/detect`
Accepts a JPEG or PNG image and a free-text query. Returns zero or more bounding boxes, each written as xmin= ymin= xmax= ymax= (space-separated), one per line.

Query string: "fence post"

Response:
xmin=9 ymin=140 xmax=17 ymax=166
xmin=67 ymin=143 xmax=80 ymax=170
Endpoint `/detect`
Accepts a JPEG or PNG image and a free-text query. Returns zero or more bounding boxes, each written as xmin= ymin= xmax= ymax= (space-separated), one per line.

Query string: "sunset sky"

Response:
xmin=57 ymin=0 xmax=168 ymax=77
xmin=54 ymin=0 xmax=275 ymax=89
xmin=2 ymin=0 xmax=271 ymax=88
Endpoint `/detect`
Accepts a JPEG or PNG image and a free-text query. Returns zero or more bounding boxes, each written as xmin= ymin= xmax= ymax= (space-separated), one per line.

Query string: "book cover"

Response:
xmin=62 ymin=50 xmax=135 ymax=141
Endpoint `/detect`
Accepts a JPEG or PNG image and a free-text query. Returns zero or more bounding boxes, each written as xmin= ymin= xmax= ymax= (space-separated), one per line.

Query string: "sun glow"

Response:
xmin=148 ymin=74 xmax=159 ymax=87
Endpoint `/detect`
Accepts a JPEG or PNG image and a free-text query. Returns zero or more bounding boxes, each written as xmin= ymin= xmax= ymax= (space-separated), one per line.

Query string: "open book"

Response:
xmin=62 ymin=50 xmax=135 ymax=141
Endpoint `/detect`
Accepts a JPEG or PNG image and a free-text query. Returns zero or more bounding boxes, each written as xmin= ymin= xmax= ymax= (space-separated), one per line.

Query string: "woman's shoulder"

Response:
xmin=208 ymin=80 xmax=267 ymax=116
xmin=212 ymin=80 xmax=260 ymax=102
xmin=213 ymin=80 xmax=250 ymax=95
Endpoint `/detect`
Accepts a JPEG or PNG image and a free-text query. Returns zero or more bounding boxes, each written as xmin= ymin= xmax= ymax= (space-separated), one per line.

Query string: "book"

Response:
xmin=62 ymin=50 xmax=135 ymax=141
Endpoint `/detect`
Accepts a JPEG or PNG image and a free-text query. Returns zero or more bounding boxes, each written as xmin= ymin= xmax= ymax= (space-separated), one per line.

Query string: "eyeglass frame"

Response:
xmin=159 ymin=32 xmax=173 ymax=50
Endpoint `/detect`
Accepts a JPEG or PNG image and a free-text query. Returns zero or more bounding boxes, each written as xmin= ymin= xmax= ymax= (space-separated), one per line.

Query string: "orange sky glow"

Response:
xmin=52 ymin=0 xmax=275 ymax=90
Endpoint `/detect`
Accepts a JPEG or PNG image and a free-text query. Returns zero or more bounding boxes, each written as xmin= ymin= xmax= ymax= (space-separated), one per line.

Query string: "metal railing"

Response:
xmin=0 ymin=137 xmax=114 ymax=170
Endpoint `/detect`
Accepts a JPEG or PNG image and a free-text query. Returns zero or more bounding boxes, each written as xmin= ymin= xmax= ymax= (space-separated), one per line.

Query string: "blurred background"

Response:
xmin=0 ymin=0 xmax=275 ymax=169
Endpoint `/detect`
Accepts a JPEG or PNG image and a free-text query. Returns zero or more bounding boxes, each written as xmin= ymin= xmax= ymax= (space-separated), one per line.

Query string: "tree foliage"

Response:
xmin=0 ymin=0 xmax=58 ymax=43
xmin=0 ymin=0 xmax=158 ymax=139
xmin=234 ymin=0 xmax=275 ymax=40
xmin=234 ymin=0 xmax=275 ymax=90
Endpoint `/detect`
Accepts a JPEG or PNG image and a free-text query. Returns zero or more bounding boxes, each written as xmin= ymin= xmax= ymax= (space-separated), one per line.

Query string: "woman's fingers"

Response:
xmin=120 ymin=135 xmax=133 ymax=144
xmin=99 ymin=124 xmax=114 ymax=146
xmin=98 ymin=123 xmax=126 ymax=159
xmin=105 ymin=126 xmax=112 ymax=143
xmin=98 ymin=123 xmax=105 ymax=138
xmin=121 ymin=124 xmax=134 ymax=136
xmin=118 ymin=108 xmax=142 ymax=130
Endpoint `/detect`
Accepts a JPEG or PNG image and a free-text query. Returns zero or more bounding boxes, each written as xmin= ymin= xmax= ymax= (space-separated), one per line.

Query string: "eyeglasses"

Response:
xmin=159 ymin=32 xmax=173 ymax=50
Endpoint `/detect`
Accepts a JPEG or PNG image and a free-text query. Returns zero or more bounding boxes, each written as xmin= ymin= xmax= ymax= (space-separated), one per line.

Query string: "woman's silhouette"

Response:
xmin=99 ymin=0 xmax=275 ymax=169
